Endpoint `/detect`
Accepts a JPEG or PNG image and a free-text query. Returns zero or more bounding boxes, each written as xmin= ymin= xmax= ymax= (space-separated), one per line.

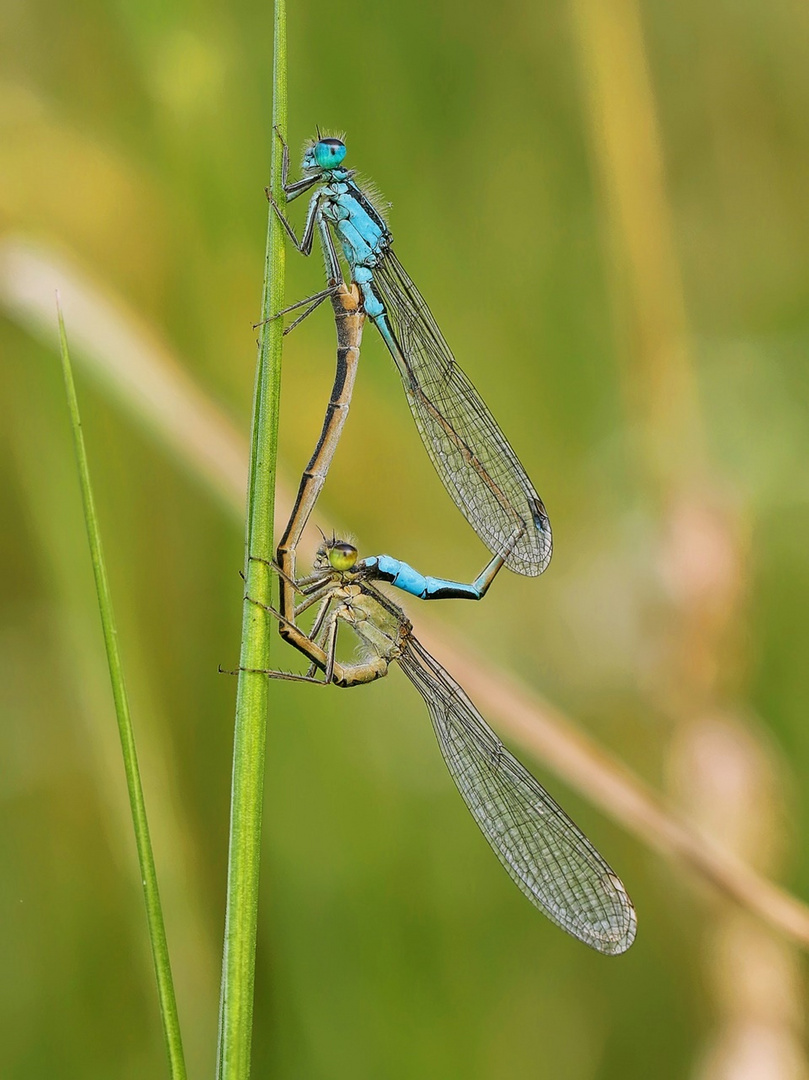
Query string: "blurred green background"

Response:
xmin=3 ymin=0 xmax=809 ymax=1076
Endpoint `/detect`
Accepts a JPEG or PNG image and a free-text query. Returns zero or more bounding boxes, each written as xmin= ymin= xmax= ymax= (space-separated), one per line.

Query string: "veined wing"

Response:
xmin=398 ymin=636 xmax=637 ymax=954
xmin=375 ymin=251 xmax=551 ymax=577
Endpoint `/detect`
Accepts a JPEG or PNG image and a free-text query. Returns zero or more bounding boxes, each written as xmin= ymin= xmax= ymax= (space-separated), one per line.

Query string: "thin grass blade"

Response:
xmin=57 ymin=300 xmax=187 ymax=1080
xmin=216 ymin=0 xmax=287 ymax=1074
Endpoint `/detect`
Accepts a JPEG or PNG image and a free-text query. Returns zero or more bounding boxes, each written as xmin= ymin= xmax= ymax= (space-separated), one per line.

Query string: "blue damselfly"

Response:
xmin=270 ymin=132 xmax=551 ymax=578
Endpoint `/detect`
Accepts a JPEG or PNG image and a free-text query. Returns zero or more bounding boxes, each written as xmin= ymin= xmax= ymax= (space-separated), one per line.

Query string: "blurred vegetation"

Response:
xmin=2 ymin=0 xmax=809 ymax=1077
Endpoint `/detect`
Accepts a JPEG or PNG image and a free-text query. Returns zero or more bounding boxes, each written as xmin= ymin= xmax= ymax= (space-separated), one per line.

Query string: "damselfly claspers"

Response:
xmin=276 ymin=283 xmax=516 ymax=644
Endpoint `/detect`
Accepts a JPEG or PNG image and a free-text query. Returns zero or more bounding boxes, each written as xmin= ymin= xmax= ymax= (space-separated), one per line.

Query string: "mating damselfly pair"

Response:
xmin=243 ymin=131 xmax=636 ymax=955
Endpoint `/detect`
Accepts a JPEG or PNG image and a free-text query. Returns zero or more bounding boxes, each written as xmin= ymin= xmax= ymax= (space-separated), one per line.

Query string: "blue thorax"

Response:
xmin=311 ymin=172 xmax=390 ymax=272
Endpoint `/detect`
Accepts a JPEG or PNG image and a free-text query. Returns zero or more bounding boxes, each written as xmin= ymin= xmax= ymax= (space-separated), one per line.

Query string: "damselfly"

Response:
xmin=246 ymin=536 xmax=636 ymax=955
xmin=269 ymin=131 xmax=552 ymax=579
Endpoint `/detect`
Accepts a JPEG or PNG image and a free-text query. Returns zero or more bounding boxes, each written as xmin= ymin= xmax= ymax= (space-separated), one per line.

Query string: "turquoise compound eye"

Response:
xmin=328 ymin=541 xmax=358 ymax=571
xmin=314 ymin=138 xmax=347 ymax=170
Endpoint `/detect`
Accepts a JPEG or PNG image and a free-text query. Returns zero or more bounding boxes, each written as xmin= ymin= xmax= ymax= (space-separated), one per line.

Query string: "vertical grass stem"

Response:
xmin=57 ymin=303 xmax=187 ymax=1080
xmin=216 ymin=0 xmax=287 ymax=1076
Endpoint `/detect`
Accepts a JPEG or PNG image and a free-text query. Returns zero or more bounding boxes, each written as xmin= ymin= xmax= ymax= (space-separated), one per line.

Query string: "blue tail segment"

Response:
xmin=361 ymin=552 xmax=504 ymax=601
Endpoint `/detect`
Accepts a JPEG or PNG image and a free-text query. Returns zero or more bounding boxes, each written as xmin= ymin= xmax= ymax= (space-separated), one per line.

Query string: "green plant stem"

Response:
xmin=57 ymin=303 xmax=187 ymax=1080
xmin=216 ymin=1 xmax=287 ymax=1076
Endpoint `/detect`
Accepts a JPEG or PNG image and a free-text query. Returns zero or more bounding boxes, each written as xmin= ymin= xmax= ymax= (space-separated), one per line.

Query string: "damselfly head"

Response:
xmin=325 ymin=539 xmax=358 ymax=572
xmin=310 ymin=137 xmax=346 ymax=171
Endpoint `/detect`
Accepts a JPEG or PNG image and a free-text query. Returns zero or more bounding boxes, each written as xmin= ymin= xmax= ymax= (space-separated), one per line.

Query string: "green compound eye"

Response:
xmin=328 ymin=541 xmax=358 ymax=571
xmin=314 ymin=138 xmax=347 ymax=170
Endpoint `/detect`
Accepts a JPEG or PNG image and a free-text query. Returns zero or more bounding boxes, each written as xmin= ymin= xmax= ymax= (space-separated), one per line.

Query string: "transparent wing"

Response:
xmin=375 ymin=251 xmax=552 ymax=577
xmin=398 ymin=636 xmax=637 ymax=954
